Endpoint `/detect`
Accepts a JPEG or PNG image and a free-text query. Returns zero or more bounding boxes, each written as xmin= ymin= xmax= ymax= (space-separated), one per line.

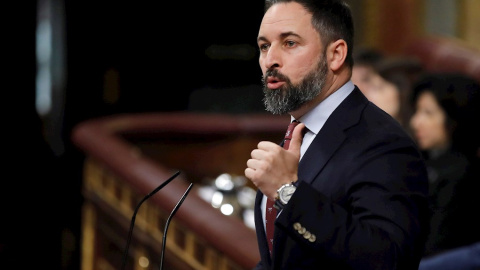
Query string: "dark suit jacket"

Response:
xmin=253 ymin=87 xmax=429 ymax=270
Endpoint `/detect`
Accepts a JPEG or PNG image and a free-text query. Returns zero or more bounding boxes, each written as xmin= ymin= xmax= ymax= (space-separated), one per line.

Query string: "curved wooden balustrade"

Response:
xmin=404 ymin=35 xmax=480 ymax=83
xmin=71 ymin=112 xmax=289 ymax=270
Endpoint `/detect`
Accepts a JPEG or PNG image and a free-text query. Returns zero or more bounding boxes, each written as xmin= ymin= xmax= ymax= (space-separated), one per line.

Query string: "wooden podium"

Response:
xmin=72 ymin=112 xmax=289 ymax=270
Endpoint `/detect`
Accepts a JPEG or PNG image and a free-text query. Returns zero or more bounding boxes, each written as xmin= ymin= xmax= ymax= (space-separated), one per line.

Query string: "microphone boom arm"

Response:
xmin=159 ymin=182 xmax=194 ymax=270
xmin=121 ymin=170 xmax=181 ymax=270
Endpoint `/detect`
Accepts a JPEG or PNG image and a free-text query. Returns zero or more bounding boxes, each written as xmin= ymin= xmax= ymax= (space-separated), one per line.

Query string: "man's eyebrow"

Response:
xmin=257 ymin=31 xmax=301 ymax=43
xmin=280 ymin=31 xmax=300 ymax=39
xmin=257 ymin=36 xmax=268 ymax=43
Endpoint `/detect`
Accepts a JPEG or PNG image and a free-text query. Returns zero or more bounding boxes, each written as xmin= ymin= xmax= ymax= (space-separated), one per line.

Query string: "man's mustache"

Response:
xmin=264 ymin=69 xmax=289 ymax=82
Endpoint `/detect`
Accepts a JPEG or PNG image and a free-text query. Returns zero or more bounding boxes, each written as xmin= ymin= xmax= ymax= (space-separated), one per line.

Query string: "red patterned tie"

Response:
xmin=265 ymin=120 xmax=299 ymax=254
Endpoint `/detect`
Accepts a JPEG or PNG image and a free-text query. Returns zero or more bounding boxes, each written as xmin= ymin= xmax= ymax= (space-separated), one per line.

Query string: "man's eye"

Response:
xmin=286 ymin=41 xmax=296 ymax=47
xmin=259 ymin=44 xmax=270 ymax=51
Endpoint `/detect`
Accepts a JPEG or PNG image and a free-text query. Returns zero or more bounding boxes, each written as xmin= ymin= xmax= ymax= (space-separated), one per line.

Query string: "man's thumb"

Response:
xmin=288 ymin=123 xmax=306 ymax=154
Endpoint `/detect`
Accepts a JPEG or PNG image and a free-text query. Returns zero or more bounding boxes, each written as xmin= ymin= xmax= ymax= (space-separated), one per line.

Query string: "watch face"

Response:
xmin=279 ymin=185 xmax=296 ymax=204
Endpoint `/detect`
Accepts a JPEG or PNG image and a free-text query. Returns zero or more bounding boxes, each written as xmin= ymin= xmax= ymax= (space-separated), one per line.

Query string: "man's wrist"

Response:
xmin=274 ymin=182 xmax=297 ymax=210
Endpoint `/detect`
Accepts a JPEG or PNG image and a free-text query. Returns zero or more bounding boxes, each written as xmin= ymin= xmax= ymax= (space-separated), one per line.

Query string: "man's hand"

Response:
xmin=245 ymin=123 xmax=306 ymax=199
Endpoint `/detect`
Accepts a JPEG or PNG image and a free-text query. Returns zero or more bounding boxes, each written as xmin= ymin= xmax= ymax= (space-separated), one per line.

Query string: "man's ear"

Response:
xmin=327 ymin=39 xmax=347 ymax=72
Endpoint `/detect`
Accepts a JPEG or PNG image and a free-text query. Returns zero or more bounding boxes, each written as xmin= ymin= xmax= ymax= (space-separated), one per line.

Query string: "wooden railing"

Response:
xmin=404 ymin=35 xmax=480 ymax=83
xmin=71 ymin=112 xmax=289 ymax=270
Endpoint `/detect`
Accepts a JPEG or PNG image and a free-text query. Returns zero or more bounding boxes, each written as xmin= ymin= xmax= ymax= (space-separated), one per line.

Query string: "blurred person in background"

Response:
xmin=409 ymin=72 xmax=480 ymax=269
xmin=352 ymin=47 xmax=422 ymax=131
xmin=419 ymin=241 xmax=480 ymax=270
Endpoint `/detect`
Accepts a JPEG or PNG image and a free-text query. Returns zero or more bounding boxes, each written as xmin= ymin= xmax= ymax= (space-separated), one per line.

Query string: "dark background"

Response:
xmin=4 ymin=1 xmax=266 ymax=269
xmin=64 ymin=0 xmax=266 ymax=120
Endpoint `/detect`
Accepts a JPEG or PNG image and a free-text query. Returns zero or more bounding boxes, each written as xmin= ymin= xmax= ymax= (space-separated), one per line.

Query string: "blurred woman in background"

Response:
xmin=409 ymin=72 xmax=480 ymax=269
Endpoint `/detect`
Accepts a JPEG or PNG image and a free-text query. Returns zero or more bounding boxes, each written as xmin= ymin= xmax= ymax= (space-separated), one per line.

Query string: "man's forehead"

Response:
xmin=259 ymin=3 xmax=313 ymax=38
xmin=262 ymin=2 xmax=311 ymax=24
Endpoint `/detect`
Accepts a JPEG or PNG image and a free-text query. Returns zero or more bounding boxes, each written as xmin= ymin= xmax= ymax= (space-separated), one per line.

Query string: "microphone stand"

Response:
xmin=120 ymin=170 xmax=181 ymax=270
xmin=159 ymin=182 xmax=193 ymax=270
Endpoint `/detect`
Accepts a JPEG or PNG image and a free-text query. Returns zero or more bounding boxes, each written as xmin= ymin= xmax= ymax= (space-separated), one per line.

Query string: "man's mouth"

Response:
xmin=266 ymin=76 xmax=285 ymax=89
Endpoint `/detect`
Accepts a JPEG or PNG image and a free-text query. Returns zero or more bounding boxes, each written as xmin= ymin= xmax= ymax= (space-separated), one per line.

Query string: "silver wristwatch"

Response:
xmin=274 ymin=182 xmax=296 ymax=210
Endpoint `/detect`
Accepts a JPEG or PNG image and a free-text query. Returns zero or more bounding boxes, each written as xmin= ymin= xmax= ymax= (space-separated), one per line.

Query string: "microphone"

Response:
xmin=120 ymin=170 xmax=188 ymax=270
xmin=159 ymin=182 xmax=193 ymax=270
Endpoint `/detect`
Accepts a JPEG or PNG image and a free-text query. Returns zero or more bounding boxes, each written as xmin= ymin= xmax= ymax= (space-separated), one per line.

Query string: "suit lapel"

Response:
xmin=298 ymin=87 xmax=368 ymax=185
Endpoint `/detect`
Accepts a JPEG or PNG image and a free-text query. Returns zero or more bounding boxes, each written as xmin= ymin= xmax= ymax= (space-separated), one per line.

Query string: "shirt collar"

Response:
xmin=292 ymin=80 xmax=355 ymax=135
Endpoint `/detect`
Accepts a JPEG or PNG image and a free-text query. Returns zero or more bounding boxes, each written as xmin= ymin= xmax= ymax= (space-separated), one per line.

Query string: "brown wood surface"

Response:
xmin=72 ymin=112 xmax=289 ymax=269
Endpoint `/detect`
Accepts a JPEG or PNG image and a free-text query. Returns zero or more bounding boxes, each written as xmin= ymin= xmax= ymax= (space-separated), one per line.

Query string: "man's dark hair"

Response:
xmin=264 ymin=0 xmax=354 ymax=67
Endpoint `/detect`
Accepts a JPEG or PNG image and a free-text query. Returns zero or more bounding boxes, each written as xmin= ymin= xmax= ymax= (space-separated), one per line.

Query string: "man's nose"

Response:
xmin=264 ymin=46 xmax=281 ymax=70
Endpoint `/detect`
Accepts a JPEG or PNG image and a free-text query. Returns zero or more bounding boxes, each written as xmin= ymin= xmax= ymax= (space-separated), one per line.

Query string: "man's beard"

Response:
xmin=262 ymin=55 xmax=328 ymax=115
